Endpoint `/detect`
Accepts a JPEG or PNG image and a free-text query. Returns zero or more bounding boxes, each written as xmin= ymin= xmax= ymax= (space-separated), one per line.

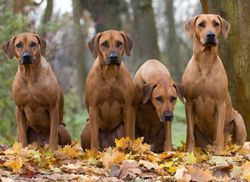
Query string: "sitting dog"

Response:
xmin=182 ymin=14 xmax=247 ymax=154
xmin=2 ymin=33 xmax=71 ymax=150
xmin=80 ymin=30 xmax=135 ymax=151
xmin=134 ymin=59 xmax=184 ymax=152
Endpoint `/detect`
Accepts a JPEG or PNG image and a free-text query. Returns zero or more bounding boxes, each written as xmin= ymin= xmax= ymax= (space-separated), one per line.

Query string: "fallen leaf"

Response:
xmin=139 ymin=160 xmax=160 ymax=170
xmin=186 ymin=165 xmax=214 ymax=182
xmin=101 ymin=148 xmax=126 ymax=168
xmin=186 ymin=152 xmax=197 ymax=164
xmin=4 ymin=156 xmax=23 ymax=172
xmin=119 ymin=160 xmax=142 ymax=180
xmin=174 ymin=166 xmax=191 ymax=182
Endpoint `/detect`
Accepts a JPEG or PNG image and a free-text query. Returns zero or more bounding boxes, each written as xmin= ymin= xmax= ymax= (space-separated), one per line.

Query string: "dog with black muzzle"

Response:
xmin=81 ymin=30 xmax=136 ymax=151
xmin=2 ymin=32 xmax=71 ymax=150
xmin=134 ymin=59 xmax=184 ymax=152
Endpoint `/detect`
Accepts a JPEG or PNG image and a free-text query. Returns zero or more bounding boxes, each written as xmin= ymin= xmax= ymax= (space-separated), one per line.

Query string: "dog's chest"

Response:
xmin=184 ymin=67 xmax=227 ymax=100
xmin=13 ymin=79 xmax=57 ymax=107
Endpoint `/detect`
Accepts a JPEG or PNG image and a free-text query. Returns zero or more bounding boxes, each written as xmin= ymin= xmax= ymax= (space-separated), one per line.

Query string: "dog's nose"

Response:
xmin=206 ymin=31 xmax=215 ymax=39
xmin=164 ymin=111 xmax=173 ymax=121
xmin=22 ymin=52 xmax=32 ymax=61
xmin=109 ymin=52 xmax=118 ymax=61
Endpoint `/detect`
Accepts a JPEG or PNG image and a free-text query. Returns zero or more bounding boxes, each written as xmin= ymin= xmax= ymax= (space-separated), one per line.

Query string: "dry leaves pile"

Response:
xmin=0 ymin=138 xmax=250 ymax=182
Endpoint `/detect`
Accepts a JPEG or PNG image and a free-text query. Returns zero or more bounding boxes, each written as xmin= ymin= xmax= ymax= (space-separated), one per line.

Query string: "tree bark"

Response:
xmin=131 ymin=0 xmax=160 ymax=72
xmin=81 ymin=0 xmax=127 ymax=32
xmin=165 ymin=0 xmax=182 ymax=81
xmin=200 ymin=0 xmax=250 ymax=139
xmin=72 ymin=0 xmax=86 ymax=107
xmin=40 ymin=0 xmax=53 ymax=37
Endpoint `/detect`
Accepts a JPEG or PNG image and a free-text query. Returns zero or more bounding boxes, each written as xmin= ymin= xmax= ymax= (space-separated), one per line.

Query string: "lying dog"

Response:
xmin=2 ymin=33 xmax=71 ymax=150
xmin=182 ymin=14 xmax=247 ymax=154
xmin=134 ymin=59 xmax=184 ymax=152
xmin=81 ymin=30 xmax=135 ymax=151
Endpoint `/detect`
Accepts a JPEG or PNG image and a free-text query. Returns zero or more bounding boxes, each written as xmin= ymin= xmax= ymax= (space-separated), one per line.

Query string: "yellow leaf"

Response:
xmin=186 ymin=152 xmax=197 ymax=164
xmin=160 ymin=161 xmax=174 ymax=169
xmin=4 ymin=156 xmax=23 ymax=172
xmin=101 ymin=148 xmax=125 ymax=168
xmin=59 ymin=145 xmax=79 ymax=158
xmin=83 ymin=149 xmax=99 ymax=159
xmin=115 ymin=137 xmax=130 ymax=149
xmin=168 ymin=166 xmax=177 ymax=174
xmin=242 ymin=161 xmax=250 ymax=180
xmin=4 ymin=142 xmax=22 ymax=155
xmin=132 ymin=137 xmax=144 ymax=148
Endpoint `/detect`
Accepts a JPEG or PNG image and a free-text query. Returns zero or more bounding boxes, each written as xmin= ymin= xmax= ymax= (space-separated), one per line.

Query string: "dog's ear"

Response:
xmin=88 ymin=32 xmax=102 ymax=58
xmin=142 ymin=83 xmax=156 ymax=104
xmin=2 ymin=36 xmax=16 ymax=59
xmin=173 ymin=83 xmax=185 ymax=104
xmin=184 ymin=15 xmax=199 ymax=39
xmin=120 ymin=31 xmax=133 ymax=56
xmin=35 ymin=34 xmax=47 ymax=56
xmin=217 ymin=15 xmax=230 ymax=39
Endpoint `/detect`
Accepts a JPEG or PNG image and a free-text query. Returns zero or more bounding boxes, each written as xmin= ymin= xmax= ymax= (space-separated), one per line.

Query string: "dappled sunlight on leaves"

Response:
xmin=0 ymin=138 xmax=250 ymax=181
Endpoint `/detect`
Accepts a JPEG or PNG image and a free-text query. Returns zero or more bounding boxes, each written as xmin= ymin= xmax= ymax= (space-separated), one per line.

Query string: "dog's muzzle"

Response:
xmin=160 ymin=111 xmax=174 ymax=122
xmin=204 ymin=31 xmax=217 ymax=46
xmin=106 ymin=51 xmax=121 ymax=65
xmin=20 ymin=52 xmax=33 ymax=65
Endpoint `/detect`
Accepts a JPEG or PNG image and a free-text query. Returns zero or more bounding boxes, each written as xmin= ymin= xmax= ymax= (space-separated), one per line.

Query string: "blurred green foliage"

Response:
xmin=0 ymin=0 xmax=27 ymax=143
xmin=174 ymin=99 xmax=186 ymax=123
xmin=64 ymin=93 xmax=88 ymax=141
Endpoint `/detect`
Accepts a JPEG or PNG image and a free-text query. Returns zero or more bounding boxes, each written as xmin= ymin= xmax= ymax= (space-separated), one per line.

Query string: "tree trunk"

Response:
xmin=200 ymin=0 xmax=250 ymax=139
xmin=165 ymin=0 xmax=182 ymax=81
xmin=81 ymin=0 xmax=127 ymax=32
xmin=72 ymin=0 xmax=86 ymax=107
xmin=40 ymin=0 xmax=53 ymax=37
xmin=131 ymin=0 xmax=160 ymax=72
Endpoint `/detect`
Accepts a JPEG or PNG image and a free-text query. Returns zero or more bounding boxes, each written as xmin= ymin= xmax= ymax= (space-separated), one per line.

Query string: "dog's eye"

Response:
xmin=170 ymin=96 xmax=177 ymax=102
xmin=16 ymin=42 xmax=23 ymax=48
xmin=198 ymin=22 xmax=205 ymax=28
xmin=116 ymin=41 xmax=123 ymax=48
xmin=101 ymin=41 xmax=109 ymax=48
xmin=155 ymin=96 xmax=164 ymax=103
xmin=213 ymin=21 xmax=220 ymax=27
xmin=30 ymin=42 xmax=37 ymax=47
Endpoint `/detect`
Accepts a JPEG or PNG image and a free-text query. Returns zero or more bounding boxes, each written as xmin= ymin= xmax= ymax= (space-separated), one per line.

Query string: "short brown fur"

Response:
xmin=182 ymin=14 xmax=247 ymax=154
xmin=2 ymin=33 xmax=71 ymax=150
xmin=81 ymin=30 xmax=136 ymax=151
xmin=134 ymin=59 xmax=184 ymax=152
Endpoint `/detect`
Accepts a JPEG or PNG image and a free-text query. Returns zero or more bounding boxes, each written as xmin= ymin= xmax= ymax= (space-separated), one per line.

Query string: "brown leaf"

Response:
xmin=186 ymin=165 xmax=214 ymax=182
xmin=101 ymin=148 xmax=126 ymax=168
xmin=174 ymin=166 xmax=191 ymax=182
xmin=119 ymin=160 xmax=142 ymax=179
xmin=139 ymin=160 xmax=160 ymax=170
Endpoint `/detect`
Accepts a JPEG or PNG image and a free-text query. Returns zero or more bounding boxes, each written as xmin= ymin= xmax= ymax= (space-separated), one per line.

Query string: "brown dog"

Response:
xmin=134 ymin=59 xmax=184 ymax=152
xmin=182 ymin=14 xmax=247 ymax=154
xmin=80 ymin=30 xmax=135 ymax=151
xmin=2 ymin=33 xmax=71 ymax=150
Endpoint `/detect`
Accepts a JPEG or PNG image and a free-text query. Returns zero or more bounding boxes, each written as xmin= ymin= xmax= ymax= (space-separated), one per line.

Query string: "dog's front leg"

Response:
xmin=89 ymin=106 xmax=99 ymax=151
xmin=164 ymin=122 xmax=173 ymax=151
xmin=185 ymin=101 xmax=195 ymax=152
xmin=49 ymin=104 xmax=59 ymax=151
xmin=124 ymin=104 xmax=135 ymax=140
xmin=214 ymin=101 xmax=226 ymax=154
xmin=16 ymin=106 xmax=28 ymax=147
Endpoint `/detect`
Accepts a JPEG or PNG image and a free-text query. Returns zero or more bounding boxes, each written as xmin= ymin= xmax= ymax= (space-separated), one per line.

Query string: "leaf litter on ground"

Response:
xmin=0 ymin=139 xmax=250 ymax=181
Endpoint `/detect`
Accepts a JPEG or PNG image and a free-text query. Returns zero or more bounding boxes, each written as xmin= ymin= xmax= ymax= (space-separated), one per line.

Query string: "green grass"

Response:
xmin=172 ymin=99 xmax=186 ymax=147
xmin=172 ymin=122 xmax=186 ymax=148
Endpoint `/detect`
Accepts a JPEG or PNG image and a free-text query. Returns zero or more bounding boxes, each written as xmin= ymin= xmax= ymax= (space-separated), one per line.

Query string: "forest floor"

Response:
xmin=0 ymin=138 xmax=250 ymax=182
